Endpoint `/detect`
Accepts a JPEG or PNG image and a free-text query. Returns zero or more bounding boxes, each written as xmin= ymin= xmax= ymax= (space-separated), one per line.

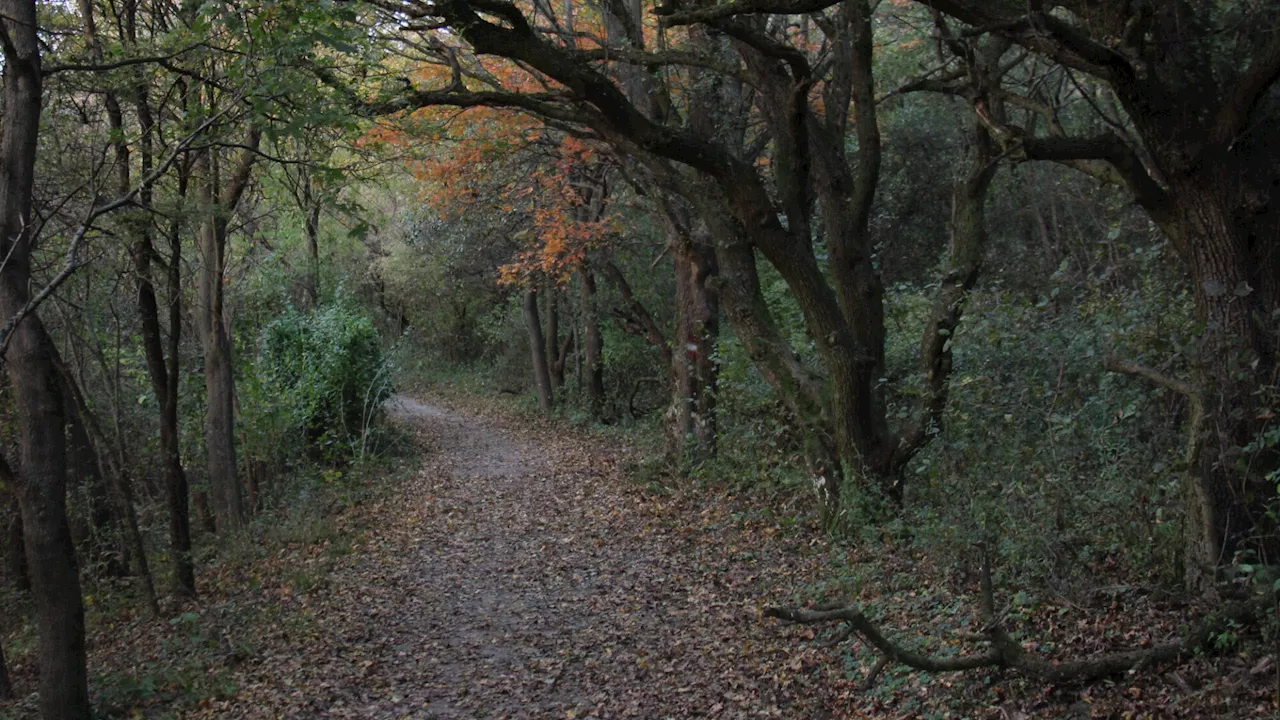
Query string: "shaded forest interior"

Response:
xmin=2 ymin=0 xmax=1280 ymax=718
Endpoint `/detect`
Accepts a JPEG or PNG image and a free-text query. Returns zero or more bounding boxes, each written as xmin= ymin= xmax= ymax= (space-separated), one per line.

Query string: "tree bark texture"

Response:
xmin=0 ymin=2 xmax=92 ymax=716
xmin=197 ymin=154 xmax=246 ymax=533
xmin=544 ymin=284 xmax=559 ymax=387
xmin=579 ymin=269 xmax=605 ymax=417
xmin=667 ymin=215 xmax=720 ymax=462
xmin=195 ymin=132 xmax=258 ymax=534
xmin=0 ymin=639 xmax=11 ymax=700
xmin=2 ymin=493 xmax=28 ymax=592
xmin=524 ymin=288 xmax=555 ymax=413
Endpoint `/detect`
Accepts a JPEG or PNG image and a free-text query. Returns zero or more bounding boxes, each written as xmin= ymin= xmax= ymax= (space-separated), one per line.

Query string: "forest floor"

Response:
xmin=4 ymin=391 xmax=1277 ymax=719
xmin=170 ymin=393 xmax=845 ymax=719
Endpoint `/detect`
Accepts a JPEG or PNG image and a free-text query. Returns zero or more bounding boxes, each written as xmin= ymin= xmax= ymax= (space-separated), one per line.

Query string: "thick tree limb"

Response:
xmin=577 ymin=47 xmax=747 ymax=83
xmin=43 ymin=43 xmax=205 ymax=75
xmin=766 ymin=605 xmax=1002 ymax=672
xmin=1103 ymin=358 xmax=1197 ymax=398
xmin=1213 ymin=28 xmax=1280 ymax=147
xmin=1018 ymin=133 xmax=1177 ymax=246
xmin=911 ymin=1 xmax=1130 ymax=79
xmin=602 ymin=260 xmax=672 ymax=366
xmin=655 ymin=0 xmax=843 ymax=27
xmin=767 ymin=587 xmax=1276 ymax=683
xmin=364 ymin=86 xmax=598 ymax=127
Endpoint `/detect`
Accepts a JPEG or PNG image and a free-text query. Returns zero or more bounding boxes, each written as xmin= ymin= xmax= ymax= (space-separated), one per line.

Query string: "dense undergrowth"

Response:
xmin=3 ymin=431 xmax=421 ymax=719
xmin=412 ymin=263 xmax=1199 ymax=602
xmin=397 ymin=359 xmax=1280 ymax=718
xmin=1 ymin=296 xmax=410 ymax=717
xmin=387 ymin=246 xmax=1280 ymax=716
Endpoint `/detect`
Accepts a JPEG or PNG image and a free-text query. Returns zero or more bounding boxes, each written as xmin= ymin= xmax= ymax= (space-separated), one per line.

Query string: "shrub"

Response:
xmin=251 ymin=302 xmax=394 ymax=461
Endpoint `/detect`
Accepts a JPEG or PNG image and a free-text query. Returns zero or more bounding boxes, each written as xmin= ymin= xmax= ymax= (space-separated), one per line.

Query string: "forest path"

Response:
xmin=216 ymin=394 xmax=835 ymax=719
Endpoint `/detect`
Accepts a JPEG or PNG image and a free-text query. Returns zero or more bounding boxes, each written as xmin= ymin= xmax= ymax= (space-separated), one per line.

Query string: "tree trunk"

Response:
xmin=53 ymin=352 xmax=159 ymax=616
xmin=0 ymin=638 xmax=11 ymax=700
xmin=302 ymin=174 xmax=321 ymax=307
xmin=524 ymin=288 xmax=555 ymax=413
xmin=132 ymin=73 xmax=195 ymax=597
xmin=195 ymin=131 xmax=258 ymax=534
xmin=544 ymin=284 xmax=564 ymax=388
xmin=165 ymin=160 xmax=195 ymax=594
xmin=197 ymin=162 xmax=245 ymax=532
xmin=579 ymin=269 xmax=605 ymax=418
xmin=890 ymin=123 xmax=999 ymax=501
xmin=2 ymin=493 xmax=28 ymax=592
xmin=667 ymin=219 xmax=720 ymax=463
xmin=0 ymin=0 xmax=91 ymax=715
xmin=192 ymin=491 xmax=217 ymax=535
xmin=142 ymin=240 xmax=196 ymax=594
xmin=3 ymin=269 xmax=90 ymax=720
xmin=1164 ymin=172 xmax=1273 ymax=595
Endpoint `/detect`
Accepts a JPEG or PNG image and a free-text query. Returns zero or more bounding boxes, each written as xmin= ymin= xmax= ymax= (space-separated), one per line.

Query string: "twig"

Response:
xmin=0 ymin=100 xmax=236 ymax=360
xmin=861 ymin=656 xmax=889 ymax=690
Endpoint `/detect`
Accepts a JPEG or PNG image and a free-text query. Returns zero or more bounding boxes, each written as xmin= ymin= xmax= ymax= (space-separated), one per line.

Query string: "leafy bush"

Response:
xmin=885 ymin=249 xmax=1193 ymax=590
xmin=250 ymin=302 xmax=394 ymax=461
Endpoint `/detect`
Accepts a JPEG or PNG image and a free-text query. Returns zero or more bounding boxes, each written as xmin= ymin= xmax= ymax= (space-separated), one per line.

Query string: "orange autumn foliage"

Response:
xmin=360 ymin=61 xmax=616 ymax=288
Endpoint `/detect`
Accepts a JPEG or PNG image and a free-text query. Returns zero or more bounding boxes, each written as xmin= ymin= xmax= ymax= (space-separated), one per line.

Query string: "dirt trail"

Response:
xmin=218 ymin=395 xmax=832 ymax=719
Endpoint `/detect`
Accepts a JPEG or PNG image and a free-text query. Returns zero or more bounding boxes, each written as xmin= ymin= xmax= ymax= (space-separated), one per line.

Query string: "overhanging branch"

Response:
xmin=0 ymin=101 xmax=232 ymax=360
xmin=43 ymin=43 xmax=206 ymax=75
xmin=1214 ymin=28 xmax=1280 ymax=147
xmin=655 ymin=0 xmax=843 ymax=27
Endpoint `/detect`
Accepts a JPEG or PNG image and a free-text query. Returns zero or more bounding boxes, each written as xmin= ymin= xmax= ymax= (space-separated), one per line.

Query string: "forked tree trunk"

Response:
xmin=129 ymin=49 xmax=195 ymax=595
xmin=0 ymin=1 xmax=91 ymax=716
xmin=143 ymin=208 xmax=196 ymax=593
xmin=668 ymin=221 xmax=720 ymax=463
xmin=197 ymin=180 xmax=245 ymax=533
xmin=524 ymin=288 xmax=555 ymax=413
xmin=195 ymin=131 xmax=258 ymax=534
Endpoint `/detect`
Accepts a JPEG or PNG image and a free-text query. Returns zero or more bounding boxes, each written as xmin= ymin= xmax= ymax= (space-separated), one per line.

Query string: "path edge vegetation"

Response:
xmin=2 ymin=0 xmax=1280 ymax=717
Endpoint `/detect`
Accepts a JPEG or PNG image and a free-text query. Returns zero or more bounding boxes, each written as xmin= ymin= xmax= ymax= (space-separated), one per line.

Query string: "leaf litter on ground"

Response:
xmin=2 ymin=391 xmax=1276 ymax=719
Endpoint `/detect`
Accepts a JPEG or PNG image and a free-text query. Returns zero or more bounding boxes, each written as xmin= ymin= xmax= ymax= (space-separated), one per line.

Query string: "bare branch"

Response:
xmin=602 ymin=260 xmax=672 ymax=366
xmin=0 ymin=103 xmax=232 ymax=360
xmin=655 ymin=0 xmax=842 ymax=28
xmin=1103 ymin=358 xmax=1197 ymax=398
xmin=1214 ymin=28 xmax=1280 ymax=147
xmin=43 ymin=43 xmax=205 ymax=75
xmin=765 ymin=605 xmax=1003 ymax=672
xmin=767 ymin=585 xmax=1277 ymax=683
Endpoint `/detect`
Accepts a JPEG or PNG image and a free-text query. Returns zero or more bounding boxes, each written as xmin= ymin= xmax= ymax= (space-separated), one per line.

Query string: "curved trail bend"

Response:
xmin=222 ymin=395 xmax=831 ymax=719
